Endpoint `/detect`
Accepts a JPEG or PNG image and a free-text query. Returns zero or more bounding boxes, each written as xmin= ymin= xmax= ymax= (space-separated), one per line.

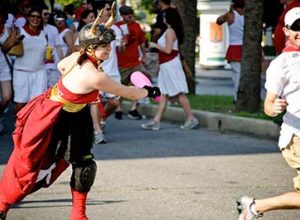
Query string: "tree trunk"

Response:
xmin=173 ymin=0 xmax=197 ymax=94
xmin=236 ymin=0 xmax=263 ymax=112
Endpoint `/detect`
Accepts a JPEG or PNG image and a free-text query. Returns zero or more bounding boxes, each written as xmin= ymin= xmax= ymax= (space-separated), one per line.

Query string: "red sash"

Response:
xmin=159 ymin=50 xmax=179 ymax=64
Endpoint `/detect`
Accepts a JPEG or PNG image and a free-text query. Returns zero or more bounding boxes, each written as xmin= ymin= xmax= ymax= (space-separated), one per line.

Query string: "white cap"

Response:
xmin=285 ymin=7 xmax=300 ymax=27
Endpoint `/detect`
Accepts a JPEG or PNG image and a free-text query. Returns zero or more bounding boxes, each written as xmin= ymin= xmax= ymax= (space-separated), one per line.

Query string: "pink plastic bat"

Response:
xmin=130 ymin=71 xmax=161 ymax=102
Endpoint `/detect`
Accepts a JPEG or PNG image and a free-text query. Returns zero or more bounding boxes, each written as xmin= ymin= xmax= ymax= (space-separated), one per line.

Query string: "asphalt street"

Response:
xmin=0 ymin=109 xmax=299 ymax=220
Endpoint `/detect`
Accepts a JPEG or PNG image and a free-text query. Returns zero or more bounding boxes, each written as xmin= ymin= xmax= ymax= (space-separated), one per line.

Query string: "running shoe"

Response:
xmin=237 ymin=196 xmax=263 ymax=220
xmin=0 ymin=211 xmax=6 ymax=220
xmin=100 ymin=120 xmax=106 ymax=131
xmin=141 ymin=120 xmax=160 ymax=130
xmin=94 ymin=131 xmax=107 ymax=144
xmin=115 ymin=111 xmax=123 ymax=120
xmin=180 ymin=118 xmax=199 ymax=130
xmin=128 ymin=109 xmax=142 ymax=120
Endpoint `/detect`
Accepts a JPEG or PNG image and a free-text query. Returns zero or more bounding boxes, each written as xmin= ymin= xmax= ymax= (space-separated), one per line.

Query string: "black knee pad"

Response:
xmin=71 ymin=160 xmax=97 ymax=192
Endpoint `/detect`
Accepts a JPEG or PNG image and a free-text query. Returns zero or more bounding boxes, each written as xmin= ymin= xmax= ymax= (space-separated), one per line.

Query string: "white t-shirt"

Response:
xmin=102 ymin=24 xmax=122 ymax=82
xmin=14 ymin=28 xmax=47 ymax=71
xmin=265 ymin=51 xmax=300 ymax=149
xmin=56 ymin=28 xmax=72 ymax=58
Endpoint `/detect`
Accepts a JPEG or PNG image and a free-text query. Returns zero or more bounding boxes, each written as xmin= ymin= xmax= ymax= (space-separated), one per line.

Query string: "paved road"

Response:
xmin=0 ymin=113 xmax=299 ymax=220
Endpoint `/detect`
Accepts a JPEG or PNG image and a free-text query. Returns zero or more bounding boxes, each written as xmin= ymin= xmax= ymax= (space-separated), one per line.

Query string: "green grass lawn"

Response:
xmin=183 ymin=95 xmax=273 ymax=121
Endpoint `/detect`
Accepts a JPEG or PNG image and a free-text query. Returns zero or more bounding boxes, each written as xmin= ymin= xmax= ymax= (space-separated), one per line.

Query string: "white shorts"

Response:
xmin=13 ymin=68 xmax=47 ymax=103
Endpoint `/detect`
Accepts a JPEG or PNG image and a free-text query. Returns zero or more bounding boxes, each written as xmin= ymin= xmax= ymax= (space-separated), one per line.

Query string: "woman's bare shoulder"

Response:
xmin=58 ymin=52 xmax=80 ymax=75
xmin=166 ymin=28 xmax=175 ymax=35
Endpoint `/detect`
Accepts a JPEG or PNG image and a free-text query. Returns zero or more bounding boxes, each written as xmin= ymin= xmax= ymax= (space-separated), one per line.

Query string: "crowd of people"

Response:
xmin=1 ymin=0 xmax=300 ymax=220
xmin=0 ymin=0 xmax=199 ymax=143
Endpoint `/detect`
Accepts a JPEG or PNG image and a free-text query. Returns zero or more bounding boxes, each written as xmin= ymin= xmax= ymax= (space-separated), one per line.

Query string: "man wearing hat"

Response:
xmin=237 ymin=7 xmax=300 ymax=220
xmin=273 ymin=0 xmax=300 ymax=55
xmin=53 ymin=11 xmax=74 ymax=60
xmin=114 ymin=5 xmax=147 ymax=120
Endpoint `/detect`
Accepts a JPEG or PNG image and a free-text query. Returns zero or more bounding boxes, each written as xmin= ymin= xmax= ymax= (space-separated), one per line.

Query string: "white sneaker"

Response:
xmin=180 ymin=118 xmax=199 ymax=130
xmin=100 ymin=120 xmax=106 ymax=131
xmin=237 ymin=196 xmax=263 ymax=220
xmin=141 ymin=120 xmax=160 ymax=131
xmin=94 ymin=131 xmax=107 ymax=144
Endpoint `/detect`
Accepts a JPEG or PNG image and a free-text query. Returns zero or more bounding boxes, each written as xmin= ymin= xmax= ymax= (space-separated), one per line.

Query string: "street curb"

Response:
xmin=133 ymin=104 xmax=280 ymax=140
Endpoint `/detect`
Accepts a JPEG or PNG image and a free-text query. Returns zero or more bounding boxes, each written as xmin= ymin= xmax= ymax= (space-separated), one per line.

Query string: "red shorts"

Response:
xmin=225 ymin=45 xmax=243 ymax=62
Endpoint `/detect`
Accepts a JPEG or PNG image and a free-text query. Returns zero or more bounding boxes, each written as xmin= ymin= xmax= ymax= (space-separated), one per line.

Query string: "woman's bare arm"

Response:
xmin=92 ymin=70 xmax=148 ymax=100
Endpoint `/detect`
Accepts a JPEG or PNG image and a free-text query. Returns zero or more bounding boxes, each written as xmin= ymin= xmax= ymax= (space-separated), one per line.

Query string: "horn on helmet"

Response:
xmin=105 ymin=1 xmax=116 ymax=28
xmin=91 ymin=8 xmax=104 ymax=35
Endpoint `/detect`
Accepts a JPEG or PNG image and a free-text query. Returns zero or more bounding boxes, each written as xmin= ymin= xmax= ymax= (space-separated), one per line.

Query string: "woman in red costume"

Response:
xmin=0 ymin=6 xmax=160 ymax=220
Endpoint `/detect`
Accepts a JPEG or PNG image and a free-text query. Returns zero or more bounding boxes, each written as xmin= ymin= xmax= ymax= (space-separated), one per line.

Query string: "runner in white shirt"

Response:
xmin=237 ymin=7 xmax=300 ymax=220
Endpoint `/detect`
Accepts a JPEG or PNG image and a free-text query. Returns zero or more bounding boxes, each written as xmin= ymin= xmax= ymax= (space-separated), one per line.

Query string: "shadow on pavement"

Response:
xmin=11 ymin=199 xmax=125 ymax=209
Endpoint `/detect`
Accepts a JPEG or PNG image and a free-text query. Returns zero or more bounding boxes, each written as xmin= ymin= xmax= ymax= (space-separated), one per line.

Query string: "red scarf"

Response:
xmin=282 ymin=40 xmax=300 ymax=52
xmin=58 ymin=24 xmax=67 ymax=33
xmin=23 ymin=24 xmax=40 ymax=36
xmin=87 ymin=55 xmax=99 ymax=68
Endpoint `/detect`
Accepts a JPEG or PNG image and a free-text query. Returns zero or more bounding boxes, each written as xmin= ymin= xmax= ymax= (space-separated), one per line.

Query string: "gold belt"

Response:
xmin=50 ymin=85 xmax=86 ymax=112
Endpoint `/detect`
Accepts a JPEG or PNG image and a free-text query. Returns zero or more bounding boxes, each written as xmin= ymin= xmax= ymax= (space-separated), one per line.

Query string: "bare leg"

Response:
xmin=153 ymin=94 xmax=168 ymax=122
xmin=115 ymin=97 xmax=123 ymax=113
xmin=176 ymin=93 xmax=194 ymax=120
xmin=13 ymin=102 xmax=26 ymax=115
xmin=130 ymin=100 xmax=138 ymax=111
xmin=0 ymin=80 xmax=12 ymax=114
xmin=104 ymin=97 xmax=120 ymax=117
xmin=255 ymin=191 xmax=300 ymax=213
xmin=90 ymin=104 xmax=101 ymax=133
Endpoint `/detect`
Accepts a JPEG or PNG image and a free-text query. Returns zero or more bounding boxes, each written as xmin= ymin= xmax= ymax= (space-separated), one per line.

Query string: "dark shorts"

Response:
xmin=49 ymin=105 xmax=94 ymax=165
xmin=119 ymin=65 xmax=143 ymax=85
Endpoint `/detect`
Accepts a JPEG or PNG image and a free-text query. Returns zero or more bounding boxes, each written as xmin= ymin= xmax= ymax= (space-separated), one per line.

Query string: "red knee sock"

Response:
xmin=70 ymin=188 xmax=88 ymax=220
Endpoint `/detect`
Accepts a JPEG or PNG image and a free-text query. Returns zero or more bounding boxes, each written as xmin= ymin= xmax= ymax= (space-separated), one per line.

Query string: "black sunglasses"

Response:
xmin=289 ymin=23 xmax=300 ymax=31
xmin=43 ymin=12 xmax=50 ymax=16
xmin=29 ymin=15 xmax=42 ymax=19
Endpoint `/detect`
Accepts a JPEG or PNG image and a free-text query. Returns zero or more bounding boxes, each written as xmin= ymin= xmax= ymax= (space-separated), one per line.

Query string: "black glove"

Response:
xmin=143 ymin=86 xmax=161 ymax=99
